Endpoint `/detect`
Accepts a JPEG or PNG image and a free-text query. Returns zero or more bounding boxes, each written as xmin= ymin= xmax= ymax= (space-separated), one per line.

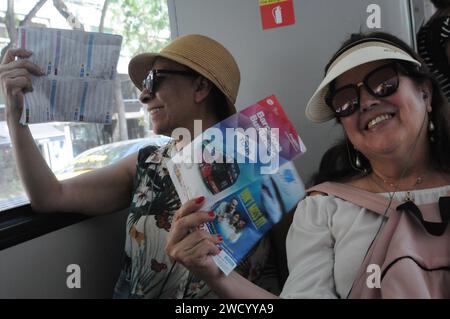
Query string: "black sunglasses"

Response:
xmin=326 ymin=63 xmax=400 ymax=117
xmin=142 ymin=69 xmax=198 ymax=94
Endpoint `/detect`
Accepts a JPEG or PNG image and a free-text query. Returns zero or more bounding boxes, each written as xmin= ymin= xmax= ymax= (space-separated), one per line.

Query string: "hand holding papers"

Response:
xmin=17 ymin=27 xmax=122 ymax=124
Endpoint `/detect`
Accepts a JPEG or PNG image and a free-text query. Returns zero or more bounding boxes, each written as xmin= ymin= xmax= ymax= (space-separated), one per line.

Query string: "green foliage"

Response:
xmin=109 ymin=0 xmax=170 ymax=56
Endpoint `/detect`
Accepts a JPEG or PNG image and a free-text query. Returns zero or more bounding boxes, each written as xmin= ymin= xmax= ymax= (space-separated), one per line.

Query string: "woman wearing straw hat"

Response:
xmin=166 ymin=32 xmax=450 ymax=298
xmin=1 ymin=34 xmax=279 ymax=298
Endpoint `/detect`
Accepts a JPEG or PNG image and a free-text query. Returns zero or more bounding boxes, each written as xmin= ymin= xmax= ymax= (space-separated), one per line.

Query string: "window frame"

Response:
xmin=0 ymin=203 xmax=88 ymax=251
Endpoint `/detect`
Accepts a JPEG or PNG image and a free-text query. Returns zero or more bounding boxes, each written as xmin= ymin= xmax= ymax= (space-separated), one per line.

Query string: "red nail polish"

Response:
xmin=208 ymin=211 xmax=215 ymax=217
xmin=195 ymin=196 xmax=205 ymax=204
xmin=217 ymin=235 xmax=223 ymax=241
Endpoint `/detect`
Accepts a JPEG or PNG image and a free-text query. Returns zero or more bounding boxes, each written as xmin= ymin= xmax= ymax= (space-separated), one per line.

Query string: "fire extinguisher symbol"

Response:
xmin=272 ymin=5 xmax=283 ymax=24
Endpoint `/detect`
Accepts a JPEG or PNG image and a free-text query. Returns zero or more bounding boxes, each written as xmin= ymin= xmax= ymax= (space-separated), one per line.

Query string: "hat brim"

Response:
xmin=128 ymin=52 xmax=237 ymax=114
xmin=305 ymin=41 xmax=422 ymax=123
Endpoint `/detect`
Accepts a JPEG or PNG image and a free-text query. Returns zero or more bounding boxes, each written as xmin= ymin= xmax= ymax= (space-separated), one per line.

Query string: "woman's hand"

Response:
xmin=0 ymin=48 xmax=44 ymax=123
xmin=165 ymin=196 xmax=223 ymax=281
xmin=167 ymin=197 xmax=278 ymax=299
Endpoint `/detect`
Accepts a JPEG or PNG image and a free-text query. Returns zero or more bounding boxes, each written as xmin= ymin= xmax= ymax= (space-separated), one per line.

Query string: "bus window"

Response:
xmin=0 ymin=0 xmax=170 ymax=212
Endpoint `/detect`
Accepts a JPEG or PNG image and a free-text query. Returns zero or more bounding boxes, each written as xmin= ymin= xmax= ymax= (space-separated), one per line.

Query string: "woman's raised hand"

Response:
xmin=0 ymin=48 xmax=44 ymax=123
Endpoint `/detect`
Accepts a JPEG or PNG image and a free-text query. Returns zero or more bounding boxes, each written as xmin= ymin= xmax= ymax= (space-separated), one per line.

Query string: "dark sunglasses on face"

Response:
xmin=142 ymin=69 xmax=198 ymax=94
xmin=326 ymin=63 xmax=400 ymax=118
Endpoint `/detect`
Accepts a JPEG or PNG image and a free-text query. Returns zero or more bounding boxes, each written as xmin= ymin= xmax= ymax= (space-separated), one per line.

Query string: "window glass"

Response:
xmin=0 ymin=0 xmax=170 ymax=211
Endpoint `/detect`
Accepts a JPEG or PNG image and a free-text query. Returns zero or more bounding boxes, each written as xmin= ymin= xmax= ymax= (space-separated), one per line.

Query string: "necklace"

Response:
xmin=373 ymin=173 xmax=424 ymax=189
xmin=370 ymin=169 xmax=425 ymax=202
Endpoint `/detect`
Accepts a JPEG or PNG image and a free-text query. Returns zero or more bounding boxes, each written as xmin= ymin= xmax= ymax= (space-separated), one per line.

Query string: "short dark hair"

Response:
xmin=431 ymin=0 xmax=450 ymax=10
xmin=310 ymin=32 xmax=450 ymax=186
xmin=208 ymin=84 xmax=234 ymax=121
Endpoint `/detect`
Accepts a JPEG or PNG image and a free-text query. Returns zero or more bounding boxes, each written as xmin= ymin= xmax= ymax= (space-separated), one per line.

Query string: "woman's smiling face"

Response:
xmin=139 ymin=58 xmax=200 ymax=136
xmin=335 ymin=60 xmax=432 ymax=162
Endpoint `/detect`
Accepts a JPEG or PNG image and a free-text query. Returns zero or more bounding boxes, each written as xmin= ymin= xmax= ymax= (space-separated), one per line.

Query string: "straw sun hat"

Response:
xmin=305 ymin=39 xmax=422 ymax=123
xmin=128 ymin=34 xmax=240 ymax=113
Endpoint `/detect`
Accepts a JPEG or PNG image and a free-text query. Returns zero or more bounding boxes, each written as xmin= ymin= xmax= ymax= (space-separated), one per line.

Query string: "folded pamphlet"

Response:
xmin=18 ymin=27 xmax=122 ymax=124
xmin=167 ymin=95 xmax=307 ymax=275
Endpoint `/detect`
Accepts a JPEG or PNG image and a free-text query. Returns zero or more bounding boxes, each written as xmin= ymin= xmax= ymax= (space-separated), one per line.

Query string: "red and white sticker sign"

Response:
xmin=259 ymin=0 xmax=296 ymax=30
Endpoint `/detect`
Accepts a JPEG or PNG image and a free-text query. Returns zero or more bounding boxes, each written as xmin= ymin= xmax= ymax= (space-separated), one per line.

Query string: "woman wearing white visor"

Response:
xmin=165 ymin=32 xmax=450 ymax=298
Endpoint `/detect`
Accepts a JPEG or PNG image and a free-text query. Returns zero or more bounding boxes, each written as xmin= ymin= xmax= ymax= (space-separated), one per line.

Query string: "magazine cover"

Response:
xmin=204 ymin=161 xmax=304 ymax=275
xmin=167 ymin=95 xmax=307 ymax=275
xmin=168 ymin=95 xmax=306 ymax=207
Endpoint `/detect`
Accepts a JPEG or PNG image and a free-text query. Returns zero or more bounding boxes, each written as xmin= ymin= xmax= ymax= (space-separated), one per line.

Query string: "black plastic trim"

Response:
xmin=0 ymin=204 xmax=89 ymax=251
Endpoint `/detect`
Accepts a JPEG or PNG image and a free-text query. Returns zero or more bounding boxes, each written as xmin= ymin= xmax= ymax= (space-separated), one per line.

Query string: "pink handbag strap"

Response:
xmin=307 ymin=182 xmax=402 ymax=218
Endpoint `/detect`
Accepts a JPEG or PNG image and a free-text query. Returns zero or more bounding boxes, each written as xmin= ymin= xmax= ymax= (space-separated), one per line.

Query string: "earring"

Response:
xmin=355 ymin=152 xmax=362 ymax=168
xmin=429 ymin=120 xmax=435 ymax=132
xmin=429 ymin=118 xmax=435 ymax=142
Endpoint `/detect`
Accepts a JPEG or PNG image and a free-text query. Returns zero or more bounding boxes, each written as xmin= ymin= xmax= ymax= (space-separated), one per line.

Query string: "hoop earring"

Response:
xmin=355 ymin=153 xmax=362 ymax=168
xmin=428 ymin=117 xmax=435 ymax=143
xmin=345 ymin=139 xmax=368 ymax=174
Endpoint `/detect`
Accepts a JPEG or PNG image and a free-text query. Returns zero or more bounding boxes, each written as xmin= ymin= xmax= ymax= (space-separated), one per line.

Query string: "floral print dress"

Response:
xmin=113 ymin=141 xmax=280 ymax=299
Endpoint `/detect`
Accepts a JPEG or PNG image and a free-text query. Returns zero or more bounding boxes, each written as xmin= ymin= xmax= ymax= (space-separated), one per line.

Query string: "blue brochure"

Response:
xmin=167 ymin=95 xmax=306 ymax=275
